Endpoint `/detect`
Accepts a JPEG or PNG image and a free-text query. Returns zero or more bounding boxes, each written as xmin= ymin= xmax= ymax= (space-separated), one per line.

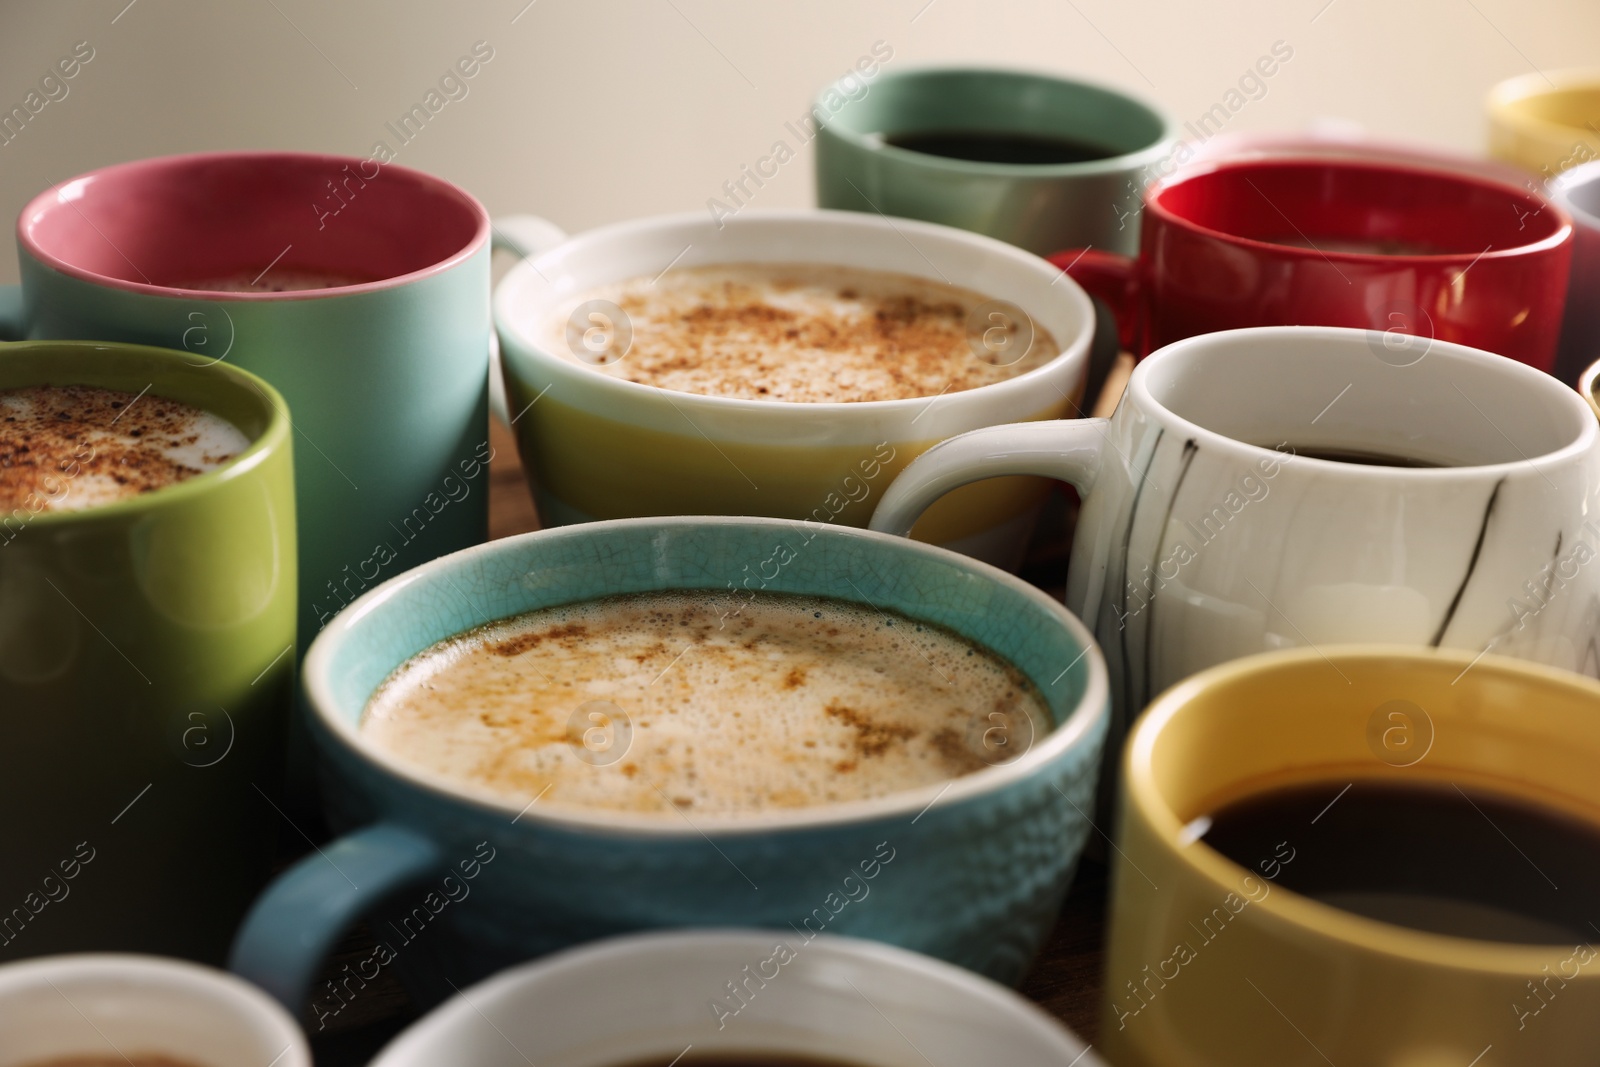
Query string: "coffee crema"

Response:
xmin=0 ymin=385 xmax=250 ymax=512
xmin=361 ymin=591 xmax=1052 ymax=816
xmin=543 ymin=263 xmax=1057 ymax=403
xmin=179 ymin=268 xmax=376 ymax=293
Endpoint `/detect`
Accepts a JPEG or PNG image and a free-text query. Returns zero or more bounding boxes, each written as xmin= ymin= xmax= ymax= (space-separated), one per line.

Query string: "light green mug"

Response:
xmin=0 ymin=339 xmax=297 ymax=966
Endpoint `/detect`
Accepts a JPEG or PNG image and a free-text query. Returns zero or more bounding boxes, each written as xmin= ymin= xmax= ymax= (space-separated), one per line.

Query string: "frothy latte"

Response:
xmin=361 ymin=591 xmax=1053 ymax=816
xmin=0 ymin=385 xmax=250 ymax=513
xmin=542 ymin=263 xmax=1057 ymax=403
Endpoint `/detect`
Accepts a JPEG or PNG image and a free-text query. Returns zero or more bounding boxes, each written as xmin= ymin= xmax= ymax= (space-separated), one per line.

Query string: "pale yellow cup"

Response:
xmin=1104 ymin=646 xmax=1600 ymax=1067
xmin=1488 ymin=69 xmax=1600 ymax=177
xmin=1581 ymin=358 xmax=1600 ymax=421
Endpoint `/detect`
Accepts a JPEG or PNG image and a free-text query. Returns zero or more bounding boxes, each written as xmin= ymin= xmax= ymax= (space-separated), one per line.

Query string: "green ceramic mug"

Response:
xmin=0 ymin=339 xmax=297 ymax=966
xmin=814 ymin=67 xmax=1176 ymax=257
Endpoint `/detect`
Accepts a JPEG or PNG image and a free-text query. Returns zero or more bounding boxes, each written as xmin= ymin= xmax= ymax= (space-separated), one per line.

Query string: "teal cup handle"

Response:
xmin=0 ymin=285 xmax=24 ymax=340
xmin=488 ymin=215 xmax=568 ymax=423
xmin=229 ymin=823 xmax=442 ymax=1012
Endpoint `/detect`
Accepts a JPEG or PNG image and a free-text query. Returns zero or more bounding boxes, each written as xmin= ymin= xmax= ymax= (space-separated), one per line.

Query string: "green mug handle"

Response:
xmin=487 ymin=215 xmax=569 ymax=425
xmin=228 ymin=822 xmax=442 ymax=1013
xmin=0 ymin=285 xmax=25 ymax=341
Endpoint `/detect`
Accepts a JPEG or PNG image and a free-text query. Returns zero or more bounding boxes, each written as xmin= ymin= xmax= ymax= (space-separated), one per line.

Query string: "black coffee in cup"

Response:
xmin=1277 ymin=445 xmax=1446 ymax=468
xmin=884 ymin=128 xmax=1118 ymax=165
xmin=1201 ymin=778 xmax=1600 ymax=944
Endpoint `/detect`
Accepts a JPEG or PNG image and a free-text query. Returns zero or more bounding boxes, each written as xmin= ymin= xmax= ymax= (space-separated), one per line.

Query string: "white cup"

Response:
xmin=0 ymin=953 xmax=309 ymax=1067
xmin=369 ymin=929 xmax=1100 ymax=1067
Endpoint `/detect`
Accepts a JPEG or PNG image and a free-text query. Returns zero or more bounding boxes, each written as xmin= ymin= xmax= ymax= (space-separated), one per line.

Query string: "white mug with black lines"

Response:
xmin=873 ymin=325 xmax=1600 ymax=748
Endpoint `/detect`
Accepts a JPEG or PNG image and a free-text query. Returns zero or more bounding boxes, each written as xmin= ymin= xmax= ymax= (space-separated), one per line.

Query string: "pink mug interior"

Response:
xmin=18 ymin=151 xmax=488 ymax=299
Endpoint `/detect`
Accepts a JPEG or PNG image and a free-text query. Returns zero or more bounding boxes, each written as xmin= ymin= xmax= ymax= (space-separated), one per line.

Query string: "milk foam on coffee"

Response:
xmin=0 ymin=385 xmax=250 ymax=512
xmin=361 ymin=591 xmax=1053 ymax=815
xmin=543 ymin=263 xmax=1058 ymax=403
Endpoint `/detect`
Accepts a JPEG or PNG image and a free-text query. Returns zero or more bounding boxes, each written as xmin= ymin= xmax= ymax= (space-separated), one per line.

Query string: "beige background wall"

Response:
xmin=0 ymin=0 xmax=1594 ymax=284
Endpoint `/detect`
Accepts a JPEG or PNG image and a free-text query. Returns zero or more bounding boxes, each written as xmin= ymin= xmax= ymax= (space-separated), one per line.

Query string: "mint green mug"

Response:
xmin=815 ymin=67 xmax=1176 ymax=257
xmin=1 ymin=152 xmax=492 ymax=655
xmin=0 ymin=339 xmax=296 ymax=965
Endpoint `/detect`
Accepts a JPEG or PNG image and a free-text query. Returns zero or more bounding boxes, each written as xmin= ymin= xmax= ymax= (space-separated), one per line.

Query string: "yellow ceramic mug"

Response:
xmin=1488 ymin=69 xmax=1600 ymax=177
xmin=1104 ymin=646 xmax=1600 ymax=1067
xmin=491 ymin=210 xmax=1097 ymax=569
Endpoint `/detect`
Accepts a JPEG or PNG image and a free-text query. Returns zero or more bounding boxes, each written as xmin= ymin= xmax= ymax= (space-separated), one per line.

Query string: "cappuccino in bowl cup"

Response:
xmin=491 ymin=209 xmax=1097 ymax=569
xmin=229 ymin=516 xmax=1108 ymax=1014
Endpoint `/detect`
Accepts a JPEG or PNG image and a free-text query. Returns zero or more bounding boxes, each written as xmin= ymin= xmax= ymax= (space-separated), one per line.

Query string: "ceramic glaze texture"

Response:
xmin=0 ymin=341 xmax=296 ymax=966
xmin=872 ymin=326 xmax=1600 ymax=755
xmin=492 ymin=210 xmax=1095 ymax=569
xmin=231 ymin=517 xmax=1108 ymax=1012
xmin=814 ymin=67 xmax=1176 ymax=257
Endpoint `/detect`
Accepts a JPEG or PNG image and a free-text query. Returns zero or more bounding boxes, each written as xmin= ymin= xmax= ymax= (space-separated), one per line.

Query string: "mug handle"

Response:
xmin=0 ymin=285 xmax=25 ymax=341
xmin=1050 ymin=249 xmax=1141 ymax=356
xmin=869 ymin=419 xmax=1111 ymax=538
xmin=487 ymin=215 xmax=570 ymax=424
xmin=228 ymin=822 xmax=441 ymax=1013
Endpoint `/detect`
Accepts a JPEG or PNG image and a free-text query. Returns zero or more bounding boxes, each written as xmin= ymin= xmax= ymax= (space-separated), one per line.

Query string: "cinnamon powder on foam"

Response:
xmin=360 ymin=591 xmax=1054 ymax=816
xmin=0 ymin=385 xmax=249 ymax=512
xmin=542 ymin=263 xmax=1058 ymax=403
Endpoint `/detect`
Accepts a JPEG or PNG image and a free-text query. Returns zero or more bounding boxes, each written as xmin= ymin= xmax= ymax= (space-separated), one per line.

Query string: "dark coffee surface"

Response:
xmin=884 ymin=128 xmax=1117 ymax=165
xmin=1277 ymin=445 xmax=1446 ymax=468
xmin=1203 ymin=779 xmax=1600 ymax=944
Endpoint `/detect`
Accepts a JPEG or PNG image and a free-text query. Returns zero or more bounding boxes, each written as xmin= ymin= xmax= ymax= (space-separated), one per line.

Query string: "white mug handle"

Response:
xmin=488 ymin=214 xmax=569 ymax=424
xmin=868 ymin=419 xmax=1111 ymax=537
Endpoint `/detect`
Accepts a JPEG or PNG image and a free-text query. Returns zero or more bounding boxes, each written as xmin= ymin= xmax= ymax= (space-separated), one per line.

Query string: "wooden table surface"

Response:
xmin=309 ymin=357 xmax=1135 ymax=1063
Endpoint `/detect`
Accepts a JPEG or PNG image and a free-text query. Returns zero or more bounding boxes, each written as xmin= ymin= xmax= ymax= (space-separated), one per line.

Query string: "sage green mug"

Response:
xmin=0 ymin=339 xmax=297 ymax=966
xmin=815 ymin=67 xmax=1176 ymax=257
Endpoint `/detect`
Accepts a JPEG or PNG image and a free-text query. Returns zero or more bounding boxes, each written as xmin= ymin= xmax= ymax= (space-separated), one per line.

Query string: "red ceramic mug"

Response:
xmin=1053 ymin=156 xmax=1574 ymax=370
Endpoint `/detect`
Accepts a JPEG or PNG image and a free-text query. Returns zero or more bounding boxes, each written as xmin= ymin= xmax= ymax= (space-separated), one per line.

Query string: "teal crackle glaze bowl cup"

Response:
xmin=228 ymin=517 xmax=1109 ymax=1016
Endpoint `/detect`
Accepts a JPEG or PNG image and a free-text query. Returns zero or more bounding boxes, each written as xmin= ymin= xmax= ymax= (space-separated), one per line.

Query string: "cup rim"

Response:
xmin=0 ymin=339 xmax=293 ymax=528
xmin=1124 ymin=325 xmax=1598 ymax=478
xmin=1487 ymin=68 xmax=1600 ymax=143
xmin=16 ymin=150 xmax=491 ymax=302
xmin=0 ymin=952 xmax=310 ymax=1066
xmin=302 ymin=515 xmax=1110 ymax=837
xmin=813 ymin=63 xmax=1178 ymax=178
xmin=369 ymin=928 xmax=1091 ymax=1064
xmin=1144 ymin=153 xmax=1573 ymax=262
xmin=494 ymin=207 xmax=1094 ymax=416
xmin=1127 ymin=645 xmax=1600 ymax=972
